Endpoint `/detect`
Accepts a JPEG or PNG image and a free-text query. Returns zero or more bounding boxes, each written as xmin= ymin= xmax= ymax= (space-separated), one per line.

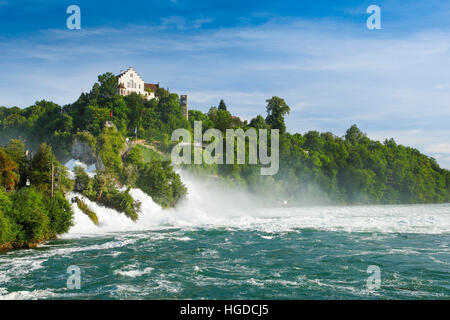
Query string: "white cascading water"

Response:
xmin=64 ymin=160 xmax=450 ymax=237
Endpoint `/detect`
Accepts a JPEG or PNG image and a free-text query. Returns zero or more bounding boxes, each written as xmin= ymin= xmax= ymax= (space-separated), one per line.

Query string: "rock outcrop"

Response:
xmin=71 ymin=137 xmax=105 ymax=171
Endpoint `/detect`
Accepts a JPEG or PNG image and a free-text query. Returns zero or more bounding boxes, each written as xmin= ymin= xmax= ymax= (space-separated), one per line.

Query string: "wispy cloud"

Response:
xmin=0 ymin=16 xmax=449 ymax=168
xmin=161 ymin=16 xmax=213 ymax=29
xmin=426 ymin=143 xmax=450 ymax=154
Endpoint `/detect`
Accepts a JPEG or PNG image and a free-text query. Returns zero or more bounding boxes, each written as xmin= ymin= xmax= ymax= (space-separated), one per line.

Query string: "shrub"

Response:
xmin=97 ymin=127 xmax=125 ymax=177
xmin=74 ymin=166 xmax=90 ymax=193
xmin=75 ymin=197 xmax=98 ymax=225
xmin=0 ymin=211 xmax=16 ymax=243
xmin=10 ymin=188 xmax=50 ymax=242
xmin=137 ymin=160 xmax=187 ymax=208
xmin=46 ymin=193 xmax=74 ymax=235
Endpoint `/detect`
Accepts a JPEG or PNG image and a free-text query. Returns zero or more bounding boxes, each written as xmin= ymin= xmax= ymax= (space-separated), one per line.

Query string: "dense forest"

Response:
xmin=187 ymin=99 xmax=450 ymax=205
xmin=0 ymin=140 xmax=73 ymax=248
xmin=1 ymin=71 xmax=449 ymax=247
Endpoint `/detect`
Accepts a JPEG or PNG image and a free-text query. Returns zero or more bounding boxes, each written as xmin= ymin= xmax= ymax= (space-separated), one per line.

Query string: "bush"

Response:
xmin=74 ymin=168 xmax=141 ymax=221
xmin=137 ymin=160 xmax=187 ymax=208
xmin=0 ymin=164 xmax=74 ymax=245
xmin=74 ymin=166 xmax=90 ymax=192
xmin=75 ymin=197 xmax=98 ymax=225
xmin=100 ymin=187 xmax=140 ymax=221
xmin=46 ymin=193 xmax=74 ymax=235
xmin=0 ymin=189 xmax=19 ymax=243
xmin=96 ymin=127 xmax=125 ymax=177
xmin=0 ymin=188 xmax=12 ymax=214
xmin=10 ymin=188 xmax=50 ymax=242
xmin=0 ymin=211 xmax=16 ymax=243
xmin=0 ymin=148 xmax=19 ymax=190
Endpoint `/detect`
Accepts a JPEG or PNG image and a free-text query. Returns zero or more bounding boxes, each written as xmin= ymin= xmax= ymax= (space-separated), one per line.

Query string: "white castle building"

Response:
xmin=116 ymin=66 xmax=188 ymax=119
xmin=116 ymin=67 xmax=160 ymax=100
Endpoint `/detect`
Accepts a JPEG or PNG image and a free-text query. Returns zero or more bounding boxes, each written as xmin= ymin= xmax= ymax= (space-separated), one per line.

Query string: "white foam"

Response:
xmin=0 ymin=255 xmax=47 ymax=285
xmin=0 ymin=289 xmax=58 ymax=300
xmin=65 ymin=192 xmax=145 ymax=235
xmin=64 ymin=161 xmax=450 ymax=235
xmin=114 ymin=266 xmax=154 ymax=278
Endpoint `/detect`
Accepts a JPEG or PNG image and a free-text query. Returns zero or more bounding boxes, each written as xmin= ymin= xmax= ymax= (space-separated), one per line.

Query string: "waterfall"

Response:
xmin=64 ymin=160 xmax=450 ymax=236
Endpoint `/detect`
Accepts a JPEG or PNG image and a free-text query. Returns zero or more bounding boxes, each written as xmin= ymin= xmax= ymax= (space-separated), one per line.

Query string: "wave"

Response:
xmin=114 ymin=265 xmax=154 ymax=278
xmin=64 ymin=161 xmax=450 ymax=236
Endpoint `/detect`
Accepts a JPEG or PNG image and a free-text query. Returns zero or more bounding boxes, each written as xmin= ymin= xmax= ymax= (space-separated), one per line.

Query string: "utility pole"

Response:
xmin=51 ymin=162 xmax=54 ymax=198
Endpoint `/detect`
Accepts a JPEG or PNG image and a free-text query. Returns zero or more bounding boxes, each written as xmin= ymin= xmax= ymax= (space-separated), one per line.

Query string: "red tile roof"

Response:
xmin=144 ymin=83 xmax=160 ymax=91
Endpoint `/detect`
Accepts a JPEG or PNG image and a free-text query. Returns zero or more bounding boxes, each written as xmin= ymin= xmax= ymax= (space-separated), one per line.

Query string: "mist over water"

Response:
xmin=0 ymin=162 xmax=449 ymax=299
xmin=67 ymin=169 xmax=450 ymax=236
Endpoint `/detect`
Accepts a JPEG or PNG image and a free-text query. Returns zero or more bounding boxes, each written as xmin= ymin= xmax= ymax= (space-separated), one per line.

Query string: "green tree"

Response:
xmin=45 ymin=193 xmax=74 ymax=236
xmin=96 ymin=127 xmax=125 ymax=178
xmin=215 ymin=109 xmax=233 ymax=132
xmin=265 ymin=96 xmax=290 ymax=134
xmin=97 ymin=72 xmax=118 ymax=100
xmin=345 ymin=124 xmax=367 ymax=145
xmin=189 ymin=110 xmax=215 ymax=131
xmin=137 ymin=160 xmax=187 ymax=208
xmin=218 ymin=99 xmax=228 ymax=111
xmin=249 ymin=115 xmax=269 ymax=129
xmin=73 ymin=166 xmax=91 ymax=193
xmin=0 ymin=190 xmax=16 ymax=243
xmin=0 ymin=148 xmax=19 ymax=190
xmin=29 ymin=143 xmax=57 ymax=192
xmin=10 ymin=188 xmax=50 ymax=242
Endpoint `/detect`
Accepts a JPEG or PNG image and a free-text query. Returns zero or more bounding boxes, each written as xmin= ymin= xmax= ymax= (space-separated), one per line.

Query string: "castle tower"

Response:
xmin=180 ymin=95 xmax=188 ymax=120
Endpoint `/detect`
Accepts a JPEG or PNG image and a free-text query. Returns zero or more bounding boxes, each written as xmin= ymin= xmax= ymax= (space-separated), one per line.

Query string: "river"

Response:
xmin=0 ymin=169 xmax=449 ymax=299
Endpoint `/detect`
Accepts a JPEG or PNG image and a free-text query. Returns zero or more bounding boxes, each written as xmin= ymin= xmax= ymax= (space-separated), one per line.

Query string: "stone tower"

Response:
xmin=180 ymin=95 xmax=188 ymax=120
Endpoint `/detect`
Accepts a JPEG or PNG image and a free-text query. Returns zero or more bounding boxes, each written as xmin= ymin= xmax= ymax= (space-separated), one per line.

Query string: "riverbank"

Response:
xmin=0 ymin=239 xmax=48 ymax=252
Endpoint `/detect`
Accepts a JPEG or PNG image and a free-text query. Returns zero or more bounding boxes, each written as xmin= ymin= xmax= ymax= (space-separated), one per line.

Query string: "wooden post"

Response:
xmin=51 ymin=162 xmax=54 ymax=198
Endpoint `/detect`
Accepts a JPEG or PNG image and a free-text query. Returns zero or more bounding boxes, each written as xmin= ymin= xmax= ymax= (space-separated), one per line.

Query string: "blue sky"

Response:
xmin=1 ymin=0 xmax=450 ymax=168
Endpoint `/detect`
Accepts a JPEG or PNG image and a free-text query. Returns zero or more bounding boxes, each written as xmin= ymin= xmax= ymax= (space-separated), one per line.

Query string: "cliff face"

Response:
xmin=71 ymin=137 xmax=105 ymax=171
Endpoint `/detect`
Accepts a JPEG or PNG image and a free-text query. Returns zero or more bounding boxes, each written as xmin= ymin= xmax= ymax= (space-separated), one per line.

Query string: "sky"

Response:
xmin=0 ymin=0 xmax=450 ymax=168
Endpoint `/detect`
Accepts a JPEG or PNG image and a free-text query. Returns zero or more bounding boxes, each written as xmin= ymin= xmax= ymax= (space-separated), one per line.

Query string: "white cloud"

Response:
xmin=426 ymin=143 xmax=450 ymax=154
xmin=192 ymin=18 xmax=213 ymax=29
xmin=160 ymin=16 xmax=213 ymax=30
xmin=0 ymin=18 xmax=449 ymax=168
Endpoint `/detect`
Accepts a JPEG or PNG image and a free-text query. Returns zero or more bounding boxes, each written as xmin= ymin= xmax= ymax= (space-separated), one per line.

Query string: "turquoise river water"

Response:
xmin=0 ymin=166 xmax=449 ymax=299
